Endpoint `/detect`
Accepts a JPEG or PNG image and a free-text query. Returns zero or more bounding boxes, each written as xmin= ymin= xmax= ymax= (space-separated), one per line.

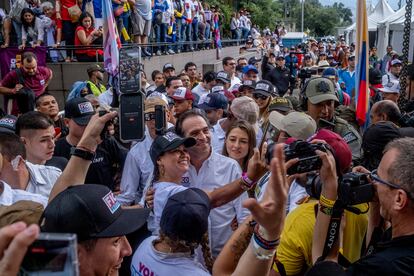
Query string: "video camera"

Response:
xmin=306 ymin=172 xmax=375 ymax=209
xmin=266 ymin=140 xmax=327 ymax=175
xmin=298 ymin=68 xmax=318 ymax=79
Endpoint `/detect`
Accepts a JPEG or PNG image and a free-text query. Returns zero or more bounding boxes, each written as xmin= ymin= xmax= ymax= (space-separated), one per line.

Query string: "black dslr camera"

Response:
xmin=298 ymin=68 xmax=318 ymax=79
xmin=266 ymin=141 xmax=327 ymax=175
xmin=285 ymin=141 xmax=327 ymax=175
xmin=306 ymin=172 xmax=375 ymax=208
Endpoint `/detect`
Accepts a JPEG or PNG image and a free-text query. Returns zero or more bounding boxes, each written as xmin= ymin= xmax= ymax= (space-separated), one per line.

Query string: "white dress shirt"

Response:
xmin=0 ymin=181 xmax=48 ymax=208
xmin=25 ymin=161 xmax=61 ymax=199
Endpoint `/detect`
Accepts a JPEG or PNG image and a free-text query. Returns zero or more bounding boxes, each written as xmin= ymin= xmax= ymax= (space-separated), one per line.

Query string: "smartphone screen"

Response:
xmin=119 ymin=92 xmax=145 ymax=142
xmin=20 ymin=233 xmax=79 ymax=276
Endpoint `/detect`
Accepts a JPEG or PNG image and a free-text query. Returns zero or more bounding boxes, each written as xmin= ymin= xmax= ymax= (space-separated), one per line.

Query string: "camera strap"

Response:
xmin=319 ymin=200 xmax=345 ymax=262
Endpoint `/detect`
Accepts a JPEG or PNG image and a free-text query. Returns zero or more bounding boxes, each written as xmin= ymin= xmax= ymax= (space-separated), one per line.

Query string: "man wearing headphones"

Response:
xmin=301 ymin=77 xmax=362 ymax=162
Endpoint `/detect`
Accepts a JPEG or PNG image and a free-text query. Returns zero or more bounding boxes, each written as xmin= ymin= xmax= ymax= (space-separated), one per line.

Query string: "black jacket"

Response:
xmin=264 ymin=66 xmax=290 ymax=96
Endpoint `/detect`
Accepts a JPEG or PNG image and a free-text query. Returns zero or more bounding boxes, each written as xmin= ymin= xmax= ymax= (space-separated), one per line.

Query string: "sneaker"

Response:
xmin=143 ymin=49 xmax=152 ymax=56
xmin=167 ymin=49 xmax=175 ymax=55
xmin=156 ymin=50 xmax=162 ymax=56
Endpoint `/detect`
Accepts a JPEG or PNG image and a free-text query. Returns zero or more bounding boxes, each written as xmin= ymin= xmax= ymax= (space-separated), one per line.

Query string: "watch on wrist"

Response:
xmin=70 ymin=147 xmax=95 ymax=161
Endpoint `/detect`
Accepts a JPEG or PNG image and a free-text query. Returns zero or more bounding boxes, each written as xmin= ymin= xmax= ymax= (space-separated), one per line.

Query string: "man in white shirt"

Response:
xmin=222 ymin=56 xmax=241 ymax=89
xmin=192 ymin=71 xmax=216 ymax=99
xmin=175 ymin=109 xmax=266 ymax=256
xmin=0 ymin=180 xmax=48 ymax=208
xmin=0 ymin=133 xmax=61 ymax=199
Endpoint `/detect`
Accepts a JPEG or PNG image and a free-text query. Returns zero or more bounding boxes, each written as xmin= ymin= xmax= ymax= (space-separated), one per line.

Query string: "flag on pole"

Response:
xmin=102 ymin=0 xmax=121 ymax=76
xmin=355 ymin=0 xmax=370 ymax=126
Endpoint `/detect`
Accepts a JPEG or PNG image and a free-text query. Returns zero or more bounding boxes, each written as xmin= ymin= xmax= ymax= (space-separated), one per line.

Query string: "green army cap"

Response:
xmin=305 ymin=77 xmax=338 ymax=104
xmin=268 ymin=97 xmax=293 ymax=113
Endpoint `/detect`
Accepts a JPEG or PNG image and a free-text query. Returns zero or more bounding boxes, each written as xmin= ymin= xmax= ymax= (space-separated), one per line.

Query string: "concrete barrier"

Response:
xmin=2 ymin=46 xmax=259 ymax=109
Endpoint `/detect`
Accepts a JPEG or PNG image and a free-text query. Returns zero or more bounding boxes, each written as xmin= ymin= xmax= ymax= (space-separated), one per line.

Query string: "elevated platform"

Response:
xmin=45 ymin=45 xmax=257 ymax=108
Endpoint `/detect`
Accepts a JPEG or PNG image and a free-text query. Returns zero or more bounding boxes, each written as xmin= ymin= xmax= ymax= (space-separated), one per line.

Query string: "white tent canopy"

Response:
xmin=344 ymin=0 xmax=395 ymax=45
xmin=376 ymin=5 xmax=414 ymax=60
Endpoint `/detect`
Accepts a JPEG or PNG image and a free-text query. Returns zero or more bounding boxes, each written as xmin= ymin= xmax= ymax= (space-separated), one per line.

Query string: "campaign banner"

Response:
xmin=0 ymin=47 xmax=47 ymax=78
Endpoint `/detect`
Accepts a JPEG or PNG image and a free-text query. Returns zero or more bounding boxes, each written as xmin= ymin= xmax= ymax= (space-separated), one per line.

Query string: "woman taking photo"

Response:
xmin=74 ymin=12 xmax=103 ymax=62
xmin=222 ymin=120 xmax=256 ymax=172
xmin=19 ymin=8 xmax=44 ymax=49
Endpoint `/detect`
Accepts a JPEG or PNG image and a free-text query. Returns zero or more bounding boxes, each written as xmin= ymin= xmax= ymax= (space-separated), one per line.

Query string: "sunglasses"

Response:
xmin=144 ymin=112 xmax=155 ymax=121
xmin=253 ymin=93 xmax=269 ymax=100
xmin=371 ymin=169 xmax=412 ymax=199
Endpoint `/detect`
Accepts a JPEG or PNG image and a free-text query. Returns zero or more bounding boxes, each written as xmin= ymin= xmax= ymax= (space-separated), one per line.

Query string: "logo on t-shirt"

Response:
xmin=78 ymin=102 xmax=94 ymax=114
xmin=102 ymin=191 xmax=121 ymax=214
xmin=131 ymin=262 xmax=155 ymax=276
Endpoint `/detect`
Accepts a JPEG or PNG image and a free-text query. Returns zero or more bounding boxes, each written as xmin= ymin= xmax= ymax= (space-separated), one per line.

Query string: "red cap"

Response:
xmin=310 ymin=129 xmax=352 ymax=173
xmin=171 ymin=87 xmax=194 ymax=101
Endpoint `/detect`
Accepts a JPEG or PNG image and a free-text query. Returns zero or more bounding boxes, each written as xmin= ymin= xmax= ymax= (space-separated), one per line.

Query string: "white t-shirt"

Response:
xmin=131 ymin=236 xmax=210 ymax=276
xmin=25 ymin=162 xmax=61 ymax=199
xmin=230 ymin=76 xmax=241 ymax=91
xmin=147 ymin=181 xmax=188 ymax=235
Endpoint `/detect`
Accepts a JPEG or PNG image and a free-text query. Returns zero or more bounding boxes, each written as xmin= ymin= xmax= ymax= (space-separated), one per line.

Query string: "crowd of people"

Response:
xmin=0 ymin=0 xmax=259 ymax=62
xmin=1 ymin=23 xmax=414 ymax=275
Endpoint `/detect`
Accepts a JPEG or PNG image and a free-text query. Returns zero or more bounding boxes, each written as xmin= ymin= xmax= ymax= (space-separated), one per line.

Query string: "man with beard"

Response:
xmin=86 ymin=64 xmax=106 ymax=96
xmin=0 ymin=52 xmax=53 ymax=115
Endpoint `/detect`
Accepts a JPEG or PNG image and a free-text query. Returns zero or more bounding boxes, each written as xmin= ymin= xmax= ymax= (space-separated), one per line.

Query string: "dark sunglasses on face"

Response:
xmin=144 ymin=112 xmax=156 ymax=121
xmin=371 ymin=169 xmax=412 ymax=199
xmin=253 ymin=93 xmax=269 ymax=100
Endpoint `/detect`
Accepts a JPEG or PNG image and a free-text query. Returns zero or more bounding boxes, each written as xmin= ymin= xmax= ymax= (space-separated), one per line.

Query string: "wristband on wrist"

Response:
xmin=251 ymin=224 xmax=280 ymax=260
xmin=319 ymin=204 xmax=334 ymax=216
xmin=320 ymin=194 xmax=336 ymax=208
xmin=240 ymin=172 xmax=257 ymax=191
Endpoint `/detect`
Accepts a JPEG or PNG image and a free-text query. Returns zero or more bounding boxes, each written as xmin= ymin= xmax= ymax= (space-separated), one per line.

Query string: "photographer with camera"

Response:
xmin=311 ymin=137 xmax=414 ymax=275
xmin=270 ymin=129 xmax=367 ymax=276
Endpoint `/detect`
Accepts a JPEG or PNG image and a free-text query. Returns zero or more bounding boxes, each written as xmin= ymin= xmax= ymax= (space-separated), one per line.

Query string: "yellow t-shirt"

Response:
xmin=273 ymin=200 xmax=368 ymax=275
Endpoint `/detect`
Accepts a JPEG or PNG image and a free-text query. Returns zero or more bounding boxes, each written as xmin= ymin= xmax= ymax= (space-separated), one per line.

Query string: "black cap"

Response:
xmin=0 ymin=115 xmax=17 ymax=133
xmin=150 ymin=132 xmax=196 ymax=164
xmin=41 ymin=185 xmax=150 ymax=241
xmin=239 ymin=80 xmax=256 ymax=91
xmin=163 ymin=63 xmax=175 ymax=72
xmin=64 ymin=98 xmax=96 ymax=126
xmin=160 ymin=188 xmax=210 ymax=243
xmin=215 ymin=71 xmax=231 ymax=83
xmin=254 ymin=80 xmax=277 ymax=97
xmin=248 ymin=56 xmax=261 ymax=65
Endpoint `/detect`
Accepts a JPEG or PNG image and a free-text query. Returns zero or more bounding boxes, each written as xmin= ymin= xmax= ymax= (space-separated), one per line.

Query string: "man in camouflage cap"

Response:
xmin=302 ymin=77 xmax=362 ymax=161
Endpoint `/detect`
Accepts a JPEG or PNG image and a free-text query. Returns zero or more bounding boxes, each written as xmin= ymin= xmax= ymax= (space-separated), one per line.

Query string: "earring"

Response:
xmin=159 ymin=165 xmax=165 ymax=177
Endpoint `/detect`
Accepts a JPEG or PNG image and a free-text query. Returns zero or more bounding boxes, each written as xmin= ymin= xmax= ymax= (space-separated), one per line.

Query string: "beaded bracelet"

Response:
xmin=253 ymin=224 xmax=280 ymax=250
xmin=319 ymin=204 xmax=334 ymax=216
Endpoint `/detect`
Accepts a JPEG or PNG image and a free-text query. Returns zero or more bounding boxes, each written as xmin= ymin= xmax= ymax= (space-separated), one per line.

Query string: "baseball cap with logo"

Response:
xmin=391 ymin=59 xmax=402 ymax=66
xmin=163 ymin=63 xmax=175 ymax=72
xmin=268 ymin=97 xmax=293 ymax=113
xmin=171 ymin=87 xmax=194 ymax=101
xmin=379 ymin=81 xmax=400 ymax=94
xmin=87 ymin=64 xmax=105 ymax=74
xmin=0 ymin=115 xmax=17 ymax=133
xmin=269 ymin=111 xmax=317 ymax=140
xmin=150 ymin=131 xmax=196 ymax=164
xmin=64 ymin=98 xmax=96 ymax=126
xmin=41 ymin=184 xmax=150 ymax=241
xmin=160 ymin=188 xmax=210 ymax=243
xmin=199 ymin=93 xmax=228 ymax=111
xmin=239 ymin=80 xmax=256 ymax=91
xmin=304 ymin=77 xmax=338 ymax=104
xmin=254 ymin=80 xmax=276 ymax=97
xmin=215 ymin=71 xmax=231 ymax=83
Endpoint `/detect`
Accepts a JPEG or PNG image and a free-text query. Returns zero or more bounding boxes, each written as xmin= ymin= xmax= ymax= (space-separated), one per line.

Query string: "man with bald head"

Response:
xmin=370 ymin=100 xmax=401 ymax=125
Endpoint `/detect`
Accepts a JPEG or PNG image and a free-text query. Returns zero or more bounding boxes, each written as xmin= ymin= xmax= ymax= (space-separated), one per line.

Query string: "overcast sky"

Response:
xmin=319 ymin=0 xmax=400 ymax=12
